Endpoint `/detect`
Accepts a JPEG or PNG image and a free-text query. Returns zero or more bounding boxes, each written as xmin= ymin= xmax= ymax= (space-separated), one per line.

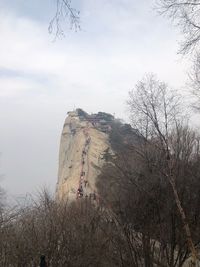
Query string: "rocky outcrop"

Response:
xmin=56 ymin=109 xmax=114 ymax=201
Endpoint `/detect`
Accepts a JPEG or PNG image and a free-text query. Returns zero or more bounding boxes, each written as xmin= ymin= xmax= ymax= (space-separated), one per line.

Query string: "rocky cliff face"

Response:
xmin=56 ymin=109 xmax=114 ymax=201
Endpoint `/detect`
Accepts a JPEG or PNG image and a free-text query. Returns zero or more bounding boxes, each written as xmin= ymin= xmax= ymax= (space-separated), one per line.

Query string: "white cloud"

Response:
xmin=0 ymin=7 xmax=189 ymax=97
xmin=0 ymin=77 xmax=44 ymax=97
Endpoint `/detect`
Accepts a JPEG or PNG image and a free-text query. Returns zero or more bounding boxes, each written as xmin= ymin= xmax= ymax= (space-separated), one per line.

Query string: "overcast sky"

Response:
xmin=0 ymin=0 xmax=190 ymax=198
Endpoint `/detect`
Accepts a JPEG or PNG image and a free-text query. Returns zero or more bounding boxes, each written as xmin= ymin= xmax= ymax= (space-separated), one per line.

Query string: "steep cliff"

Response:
xmin=56 ymin=109 xmax=114 ymax=201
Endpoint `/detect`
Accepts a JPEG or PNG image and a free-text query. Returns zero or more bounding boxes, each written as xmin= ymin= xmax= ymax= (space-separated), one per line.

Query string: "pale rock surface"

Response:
xmin=56 ymin=110 xmax=112 ymax=201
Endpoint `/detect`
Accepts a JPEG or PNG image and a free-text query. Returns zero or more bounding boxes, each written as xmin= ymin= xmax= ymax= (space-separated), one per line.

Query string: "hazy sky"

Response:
xmin=0 ymin=0 xmax=190 ymax=198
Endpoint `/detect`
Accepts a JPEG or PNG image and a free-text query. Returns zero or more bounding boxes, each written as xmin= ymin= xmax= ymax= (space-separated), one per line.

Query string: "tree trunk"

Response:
xmin=168 ymin=173 xmax=198 ymax=266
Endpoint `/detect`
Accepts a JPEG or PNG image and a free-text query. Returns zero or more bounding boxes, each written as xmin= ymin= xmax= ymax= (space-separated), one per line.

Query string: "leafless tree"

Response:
xmin=0 ymin=188 xmax=127 ymax=266
xmin=127 ymin=74 xmax=199 ymax=266
xmin=97 ymin=127 xmax=200 ymax=266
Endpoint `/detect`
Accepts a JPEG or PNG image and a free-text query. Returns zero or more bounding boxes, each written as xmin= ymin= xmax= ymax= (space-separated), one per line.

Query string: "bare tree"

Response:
xmin=127 ymin=74 xmax=199 ymax=266
xmin=0 ymin=188 xmax=125 ymax=266
xmin=97 ymin=121 xmax=200 ymax=266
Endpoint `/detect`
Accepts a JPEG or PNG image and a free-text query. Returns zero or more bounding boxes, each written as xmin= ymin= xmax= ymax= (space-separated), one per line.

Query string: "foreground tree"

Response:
xmin=127 ymin=74 xmax=199 ymax=266
xmin=0 ymin=189 xmax=128 ymax=267
xmin=96 ymin=101 xmax=200 ymax=265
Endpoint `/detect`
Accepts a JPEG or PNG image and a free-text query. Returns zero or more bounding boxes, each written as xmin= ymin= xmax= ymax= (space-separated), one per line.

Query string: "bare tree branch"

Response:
xmin=156 ymin=0 xmax=200 ymax=54
xmin=49 ymin=0 xmax=80 ymax=38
